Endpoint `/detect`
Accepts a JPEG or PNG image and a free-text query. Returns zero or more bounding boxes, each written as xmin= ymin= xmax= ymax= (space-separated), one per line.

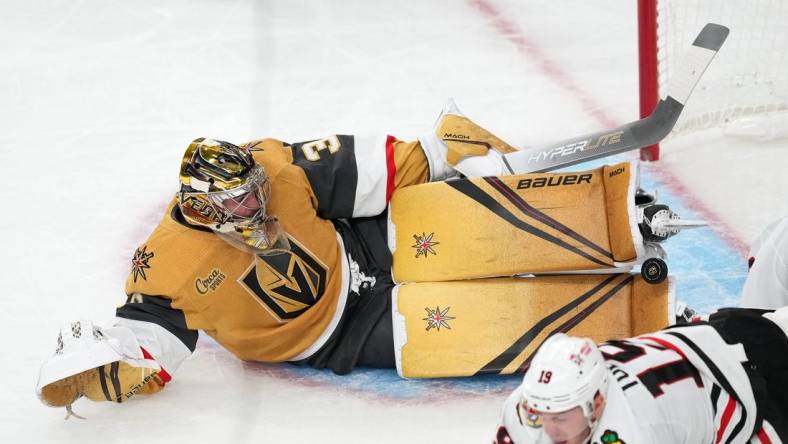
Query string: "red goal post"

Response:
xmin=638 ymin=0 xmax=659 ymax=161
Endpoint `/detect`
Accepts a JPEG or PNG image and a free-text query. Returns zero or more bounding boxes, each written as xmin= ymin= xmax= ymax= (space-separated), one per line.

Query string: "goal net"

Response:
xmin=639 ymin=0 xmax=788 ymax=159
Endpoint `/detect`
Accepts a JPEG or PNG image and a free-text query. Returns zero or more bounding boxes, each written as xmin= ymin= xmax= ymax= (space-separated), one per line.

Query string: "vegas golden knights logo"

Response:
xmin=239 ymin=237 xmax=327 ymax=322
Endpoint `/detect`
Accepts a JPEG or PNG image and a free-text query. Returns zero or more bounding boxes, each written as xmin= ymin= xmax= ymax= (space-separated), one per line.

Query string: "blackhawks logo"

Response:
xmin=412 ymin=232 xmax=439 ymax=258
xmin=600 ymin=430 xmax=625 ymax=444
xmin=422 ymin=305 xmax=455 ymax=331
xmin=131 ymin=246 xmax=154 ymax=283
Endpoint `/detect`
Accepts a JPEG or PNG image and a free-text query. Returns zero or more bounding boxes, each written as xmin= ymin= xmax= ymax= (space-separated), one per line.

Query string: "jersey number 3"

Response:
xmin=301 ymin=136 xmax=341 ymax=161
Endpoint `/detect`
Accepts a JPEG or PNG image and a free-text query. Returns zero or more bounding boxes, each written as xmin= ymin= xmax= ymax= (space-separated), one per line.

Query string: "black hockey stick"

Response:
xmin=501 ymin=23 xmax=729 ymax=174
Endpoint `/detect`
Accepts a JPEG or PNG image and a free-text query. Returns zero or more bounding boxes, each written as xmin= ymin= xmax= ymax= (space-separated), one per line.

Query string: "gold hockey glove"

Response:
xmin=437 ymin=113 xmax=518 ymax=166
xmin=40 ymin=361 xmax=164 ymax=407
xmin=419 ymin=100 xmax=518 ymax=180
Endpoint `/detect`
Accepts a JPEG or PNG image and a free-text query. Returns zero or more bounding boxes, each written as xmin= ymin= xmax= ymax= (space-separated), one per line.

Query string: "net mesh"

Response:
xmin=656 ymin=0 xmax=788 ymax=137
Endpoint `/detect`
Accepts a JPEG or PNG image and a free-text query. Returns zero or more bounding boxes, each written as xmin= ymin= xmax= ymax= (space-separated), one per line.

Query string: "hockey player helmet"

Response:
xmin=178 ymin=138 xmax=288 ymax=252
xmin=518 ymin=334 xmax=609 ymax=444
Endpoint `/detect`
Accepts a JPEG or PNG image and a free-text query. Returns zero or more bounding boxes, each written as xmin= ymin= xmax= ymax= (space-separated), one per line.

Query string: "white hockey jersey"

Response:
xmin=496 ymin=324 xmax=783 ymax=444
xmin=741 ymin=216 xmax=788 ymax=310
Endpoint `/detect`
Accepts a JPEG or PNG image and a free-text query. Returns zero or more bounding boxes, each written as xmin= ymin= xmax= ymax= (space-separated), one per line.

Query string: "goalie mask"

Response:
xmin=178 ymin=138 xmax=289 ymax=252
xmin=517 ymin=334 xmax=609 ymax=444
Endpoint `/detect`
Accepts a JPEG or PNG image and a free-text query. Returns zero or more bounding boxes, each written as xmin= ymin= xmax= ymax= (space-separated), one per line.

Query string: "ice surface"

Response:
xmin=2 ymin=0 xmax=786 ymax=442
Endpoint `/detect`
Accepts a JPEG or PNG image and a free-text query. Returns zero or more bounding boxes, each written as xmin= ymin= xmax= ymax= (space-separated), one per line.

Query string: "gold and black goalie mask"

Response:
xmin=177 ymin=138 xmax=289 ymax=252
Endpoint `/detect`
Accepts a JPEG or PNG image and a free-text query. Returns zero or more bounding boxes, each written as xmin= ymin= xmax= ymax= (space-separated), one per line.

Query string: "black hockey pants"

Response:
xmin=298 ymin=212 xmax=396 ymax=375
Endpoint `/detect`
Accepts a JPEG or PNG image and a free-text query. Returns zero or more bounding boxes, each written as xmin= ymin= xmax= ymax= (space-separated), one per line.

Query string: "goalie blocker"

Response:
xmin=389 ymin=161 xmax=645 ymax=282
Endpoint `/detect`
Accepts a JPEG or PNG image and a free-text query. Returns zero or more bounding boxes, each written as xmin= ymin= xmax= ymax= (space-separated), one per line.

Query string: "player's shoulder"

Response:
xmin=243 ymin=137 xmax=311 ymax=177
xmin=284 ymin=134 xmax=357 ymax=166
xmin=590 ymin=381 xmax=653 ymax=444
xmin=247 ymin=135 xmax=358 ymax=189
xmin=244 ymin=138 xmax=291 ymax=171
xmin=749 ymin=215 xmax=788 ymax=258
xmin=124 ymin=199 xmax=230 ymax=293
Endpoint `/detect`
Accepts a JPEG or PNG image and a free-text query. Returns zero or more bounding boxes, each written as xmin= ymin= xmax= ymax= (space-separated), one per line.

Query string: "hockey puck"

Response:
xmin=641 ymin=257 xmax=668 ymax=284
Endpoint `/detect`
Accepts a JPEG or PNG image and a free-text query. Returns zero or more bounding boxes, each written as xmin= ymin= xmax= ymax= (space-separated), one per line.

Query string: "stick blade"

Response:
xmin=668 ymin=23 xmax=729 ymax=105
xmin=693 ymin=23 xmax=730 ymax=51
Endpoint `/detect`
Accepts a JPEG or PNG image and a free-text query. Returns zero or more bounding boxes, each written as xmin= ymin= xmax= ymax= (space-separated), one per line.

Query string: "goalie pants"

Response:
xmin=298 ymin=212 xmax=396 ymax=374
xmin=708 ymin=308 xmax=788 ymax=439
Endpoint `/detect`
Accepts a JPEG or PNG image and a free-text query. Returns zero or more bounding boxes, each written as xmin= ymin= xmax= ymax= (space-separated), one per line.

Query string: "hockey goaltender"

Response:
xmin=36 ymin=102 xmax=689 ymax=418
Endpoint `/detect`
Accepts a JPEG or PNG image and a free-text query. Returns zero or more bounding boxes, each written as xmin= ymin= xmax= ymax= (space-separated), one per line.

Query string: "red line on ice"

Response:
xmin=468 ymin=0 xmax=618 ymax=130
xmin=468 ymin=0 xmax=750 ymax=257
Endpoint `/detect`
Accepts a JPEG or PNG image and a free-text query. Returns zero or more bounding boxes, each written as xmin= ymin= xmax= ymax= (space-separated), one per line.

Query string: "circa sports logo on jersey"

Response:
xmin=131 ymin=246 xmax=154 ymax=283
xmin=238 ymin=236 xmax=327 ymax=322
xmin=412 ymin=232 xmax=439 ymax=258
xmin=195 ymin=268 xmax=227 ymax=295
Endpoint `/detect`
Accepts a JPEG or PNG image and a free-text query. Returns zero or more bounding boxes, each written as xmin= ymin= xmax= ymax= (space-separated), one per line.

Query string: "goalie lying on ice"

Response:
xmin=36 ymin=102 xmax=679 ymax=412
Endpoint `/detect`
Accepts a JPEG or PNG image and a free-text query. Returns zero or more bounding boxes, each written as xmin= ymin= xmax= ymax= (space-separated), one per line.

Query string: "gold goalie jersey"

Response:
xmin=118 ymin=135 xmax=429 ymax=368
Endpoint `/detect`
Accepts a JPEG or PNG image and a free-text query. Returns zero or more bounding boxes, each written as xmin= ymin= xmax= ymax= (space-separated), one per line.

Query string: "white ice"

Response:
xmin=2 ymin=0 xmax=787 ymax=442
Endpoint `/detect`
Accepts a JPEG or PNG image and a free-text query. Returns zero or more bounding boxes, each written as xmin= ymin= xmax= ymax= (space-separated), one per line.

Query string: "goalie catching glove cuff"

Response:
xmin=37 ymin=320 xmax=165 ymax=410
xmin=39 ymin=361 xmax=164 ymax=407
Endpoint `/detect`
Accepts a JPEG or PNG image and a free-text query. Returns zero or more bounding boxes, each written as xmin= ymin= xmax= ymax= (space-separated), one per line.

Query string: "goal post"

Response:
xmin=638 ymin=0 xmax=660 ymax=161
